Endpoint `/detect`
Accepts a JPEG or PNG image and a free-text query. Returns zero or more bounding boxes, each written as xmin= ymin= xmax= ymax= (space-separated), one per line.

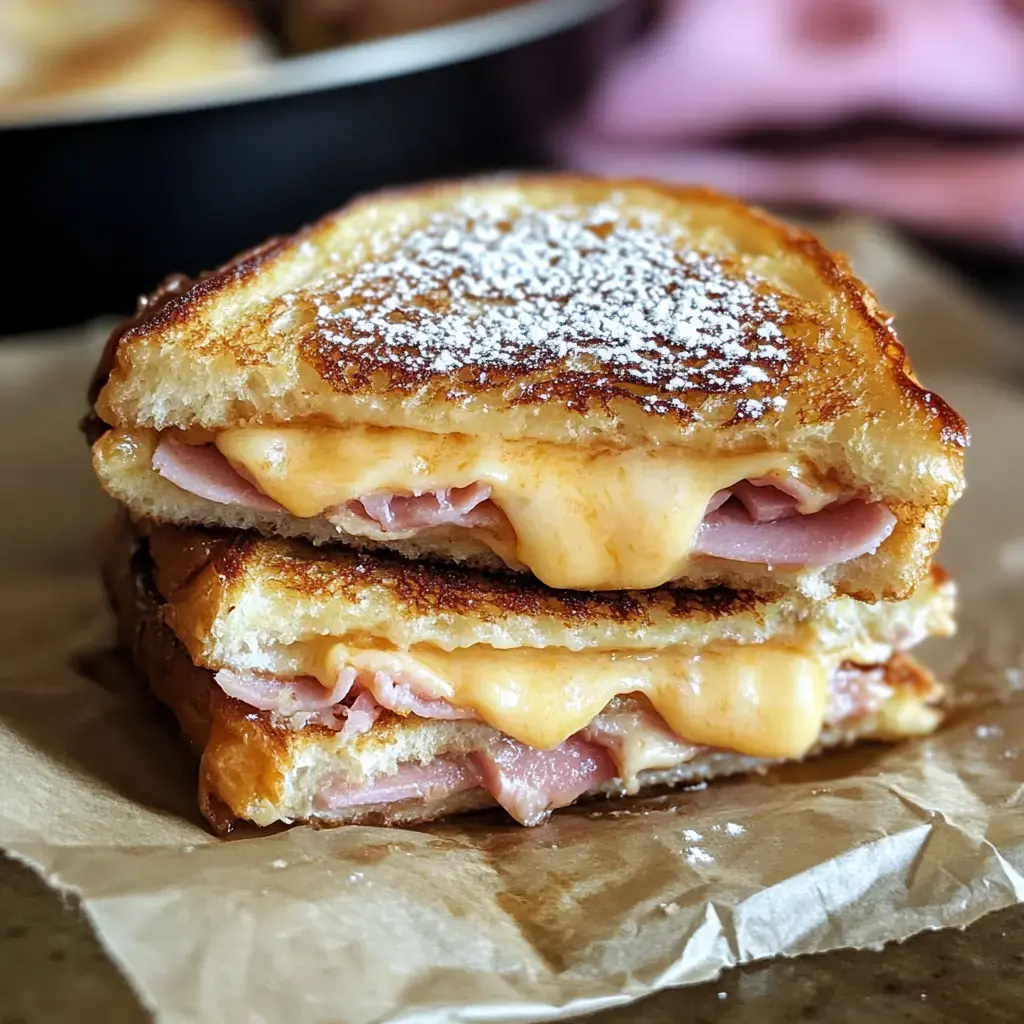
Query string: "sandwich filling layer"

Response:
xmin=206 ymin=632 xmax=941 ymax=828
xmin=150 ymin=424 xmax=896 ymax=590
xmin=218 ymin=640 xmax=836 ymax=757
xmin=215 ymin=657 xmax=939 ymax=827
xmin=311 ymin=659 xmax=934 ymax=827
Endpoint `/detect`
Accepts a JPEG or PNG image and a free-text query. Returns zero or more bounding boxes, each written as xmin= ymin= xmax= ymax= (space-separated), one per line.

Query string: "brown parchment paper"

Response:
xmin=1 ymin=219 xmax=1023 ymax=1024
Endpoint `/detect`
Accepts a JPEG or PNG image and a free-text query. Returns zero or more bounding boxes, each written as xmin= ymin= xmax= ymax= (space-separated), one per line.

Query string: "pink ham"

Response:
xmin=213 ymin=665 xmax=477 ymax=733
xmin=152 ymin=439 xmax=504 ymax=533
xmin=153 ymin=436 xmax=287 ymax=513
xmin=695 ymin=499 xmax=896 ymax=566
xmin=704 ymin=481 xmax=800 ymax=520
xmin=824 ymin=665 xmax=892 ymax=726
xmin=583 ymin=703 xmax=698 ymax=780
xmin=365 ymin=670 xmax=477 ymax=721
xmin=705 ymin=489 xmax=733 ymax=515
xmin=349 ymin=484 xmax=503 ymax=533
xmin=339 ymin=691 xmax=382 ymax=742
xmin=215 ymin=668 xmax=354 ymax=714
xmin=316 ymin=737 xmax=615 ymax=825
xmin=315 ymin=758 xmax=483 ymax=810
xmin=728 ymin=480 xmax=801 ymax=522
xmin=214 ymin=656 xmax=900 ymax=739
xmin=748 ymin=474 xmax=834 ymax=510
xmin=471 ymin=735 xmax=617 ymax=826
xmin=216 ymin=666 xmax=382 ymax=736
xmin=152 ymin=437 xmax=894 ymax=569
xmin=241 ymin=662 xmax=903 ymax=825
xmin=312 ymin=664 xmax=900 ymax=824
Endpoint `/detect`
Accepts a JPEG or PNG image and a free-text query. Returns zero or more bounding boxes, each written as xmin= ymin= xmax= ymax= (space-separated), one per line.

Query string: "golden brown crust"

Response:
xmin=129 ymin=518 xmax=955 ymax=670
xmin=148 ymin=520 xmax=759 ymax=627
xmin=100 ymin=512 xmax=287 ymax=830
xmin=91 ymin=175 xmax=966 ymax=515
xmin=96 ymin=176 xmax=964 ymax=438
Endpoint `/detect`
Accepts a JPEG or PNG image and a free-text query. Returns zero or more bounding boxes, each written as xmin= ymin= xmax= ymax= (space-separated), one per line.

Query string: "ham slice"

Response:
xmin=152 ymin=438 xmax=895 ymax=569
xmin=749 ymin=474 xmax=835 ymax=511
xmin=706 ymin=480 xmax=804 ymax=520
xmin=340 ymin=691 xmax=382 ymax=741
xmin=313 ymin=661 xmax=900 ymax=824
xmin=705 ymin=489 xmax=733 ymax=515
xmin=315 ymin=758 xmax=483 ymax=810
xmin=471 ymin=735 xmax=617 ymax=826
xmin=364 ymin=669 xmax=477 ymax=721
xmin=214 ymin=664 xmax=477 ymax=733
xmin=695 ymin=499 xmax=896 ymax=566
xmin=316 ymin=737 xmax=615 ymax=825
xmin=216 ymin=667 xmax=364 ymax=732
xmin=153 ymin=435 xmax=286 ymax=513
xmin=729 ymin=480 xmax=801 ymax=522
xmin=215 ymin=668 xmax=354 ymax=714
xmin=350 ymin=484 xmax=503 ymax=533
xmin=214 ymin=653 xmax=901 ymax=740
xmin=824 ymin=665 xmax=892 ymax=726
xmin=583 ymin=704 xmax=698 ymax=784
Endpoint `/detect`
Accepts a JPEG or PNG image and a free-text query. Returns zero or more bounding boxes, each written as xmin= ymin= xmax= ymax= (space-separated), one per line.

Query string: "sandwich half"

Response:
xmin=89 ymin=176 xmax=966 ymax=599
xmin=101 ymin=512 xmax=954 ymax=832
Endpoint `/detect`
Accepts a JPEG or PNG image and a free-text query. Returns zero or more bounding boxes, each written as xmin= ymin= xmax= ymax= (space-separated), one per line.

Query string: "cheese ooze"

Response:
xmin=216 ymin=424 xmax=811 ymax=590
xmin=295 ymin=639 xmax=834 ymax=759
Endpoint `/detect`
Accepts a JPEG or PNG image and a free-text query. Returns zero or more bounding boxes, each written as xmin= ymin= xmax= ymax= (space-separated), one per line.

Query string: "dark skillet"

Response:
xmin=0 ymin=0 xmax=633 ymax=333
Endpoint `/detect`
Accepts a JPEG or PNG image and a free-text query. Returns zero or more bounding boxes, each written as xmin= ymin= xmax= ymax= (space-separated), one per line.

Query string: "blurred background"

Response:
xmin=0 ymin=0 xmax=1021 ymax=333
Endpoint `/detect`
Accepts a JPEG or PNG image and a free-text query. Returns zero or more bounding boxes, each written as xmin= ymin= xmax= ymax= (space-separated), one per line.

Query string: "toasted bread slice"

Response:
xmin=102 ymin=514 xmax=946 ymax=832
xmin=89 ymin=176 xmax=966 ymax=598
xmin=135 ymin=517 xmax=955 ymax=669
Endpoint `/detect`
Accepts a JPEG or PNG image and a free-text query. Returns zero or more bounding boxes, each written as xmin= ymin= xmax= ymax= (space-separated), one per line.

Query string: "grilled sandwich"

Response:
xmin=89 ymin=177 xmax=966 ymax=599
xmin=101 ymin=512 xmax=953 ymax=832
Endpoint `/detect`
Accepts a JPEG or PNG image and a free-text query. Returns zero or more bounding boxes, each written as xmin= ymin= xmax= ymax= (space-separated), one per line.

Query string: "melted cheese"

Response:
xmin=215 ymin=424 xmax=803 ymax=590
xmin=581 ymin=706 xmax=699 ymax=788
xmin=303 ymin=640 xmax=832 ymax=759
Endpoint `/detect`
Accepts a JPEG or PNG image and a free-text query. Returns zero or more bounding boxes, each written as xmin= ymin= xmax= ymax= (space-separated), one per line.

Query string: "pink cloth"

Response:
xmin=556 ymin=0 xmax=1024 ymax=249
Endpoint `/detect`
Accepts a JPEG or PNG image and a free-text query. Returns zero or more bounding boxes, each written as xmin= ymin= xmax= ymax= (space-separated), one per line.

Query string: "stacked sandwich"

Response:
xmin=86 ymin=176 xmax=966 ymax=832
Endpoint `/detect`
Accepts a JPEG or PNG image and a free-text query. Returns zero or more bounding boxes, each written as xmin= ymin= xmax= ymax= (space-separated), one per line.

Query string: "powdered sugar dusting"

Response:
xmin=306 ymin=197 xmax=794 ymax=419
